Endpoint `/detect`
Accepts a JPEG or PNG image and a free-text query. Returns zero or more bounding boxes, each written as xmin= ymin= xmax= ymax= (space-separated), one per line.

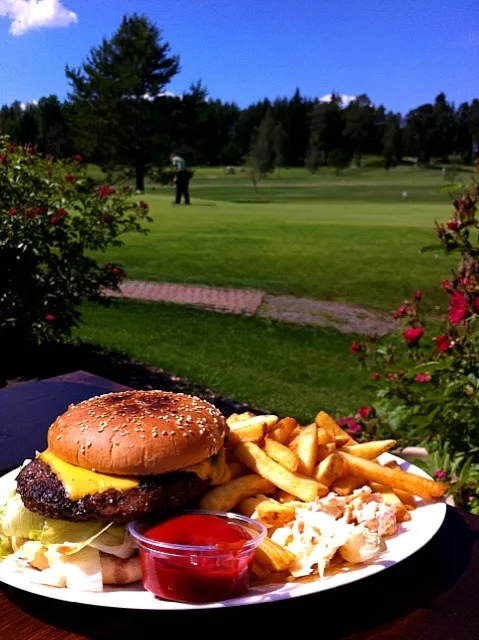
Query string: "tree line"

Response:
xmin=1 ymin=14 xmax=478 ymax=190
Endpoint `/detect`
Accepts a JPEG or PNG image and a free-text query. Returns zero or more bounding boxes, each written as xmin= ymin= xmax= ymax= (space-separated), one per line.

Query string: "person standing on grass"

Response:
xmin=170 ymin=152 xmax=191 ymax=205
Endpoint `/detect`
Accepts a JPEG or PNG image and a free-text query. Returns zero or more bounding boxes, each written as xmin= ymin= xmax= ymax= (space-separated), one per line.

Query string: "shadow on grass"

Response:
xmin=0 ymin=340 xmax=264 ymax=418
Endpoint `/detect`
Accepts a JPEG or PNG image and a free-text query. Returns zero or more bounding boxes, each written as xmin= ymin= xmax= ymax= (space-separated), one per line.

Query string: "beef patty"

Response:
xmin=16 ymin=458 xmax=210 ymax=523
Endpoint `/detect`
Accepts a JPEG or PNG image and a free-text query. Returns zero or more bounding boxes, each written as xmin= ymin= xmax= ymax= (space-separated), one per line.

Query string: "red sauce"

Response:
xmin=139 ymin=514 xmax=255 ymax=603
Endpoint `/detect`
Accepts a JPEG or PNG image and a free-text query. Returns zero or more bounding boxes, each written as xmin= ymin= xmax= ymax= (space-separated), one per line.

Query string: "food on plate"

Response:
xmin=128 ymin=511 xmax=266 ymax=604
xmin=0 ymin=401 xmax=448 ymax=598
xmin=0 ymin=390 xmax=229 ymax=591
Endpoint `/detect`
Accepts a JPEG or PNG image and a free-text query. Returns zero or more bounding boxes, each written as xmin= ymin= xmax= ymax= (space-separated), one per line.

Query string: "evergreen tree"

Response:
xmin=66 ymin=13 xmax=179 ymax=191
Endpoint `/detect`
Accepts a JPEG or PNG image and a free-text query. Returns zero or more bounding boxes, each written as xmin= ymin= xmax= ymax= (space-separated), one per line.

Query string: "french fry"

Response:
xmin=199 ymin=474 xmax=276 ymax=511
xmin=228 ymin=461 xmax=249 ymax=479
xmin=264 ymin=437 xmax=300 ymax=472
xmin=369 ymin=482 xmax=411 ymax=523
xmin=331 ymin=474 xmax=366 ymax=496
xmin=277 ymin=490 xmax=296 ymax=503
xmin=255 ymin=536 xmax=296 ymax=571
xmin=342 ymin=440 xmax=397 ymax=460
xmin=338 ymin=452 xmax=448 ymax=500
xmin=286 ymin=426 xmax=301 ymax=444
xmin=226 ymin=412 xmax=256 ymax=426
xmin=257 ymin=501 xmax=296 ymax=527
xmin=237 ymin=496 xmax=271 ymax=518
xmin=317 ymin=427 xmax=333 ymax=446
xmin=316 ymin=443 xmax=336 ymax=462
xmin=296 ymin=424 xmax=318 ymax=475
xmin=315 ymin=411 xmax=356 ymax=445
xmin=314 ymin=453 xmax=345 ymax=487
xmin=269 ymin=417 xmax=298 ymax=444
xmin=392 ymin=488 xmax=417 ymax=509
xmin=234 ymin=442 xmax=328 ymax=502
xmin=250 ymin=560 xmax=271 ymax=581
xmin=334 ymin=434 xmax=351 ymax=448
xmin=227 ymin=422 xmax=265 ymax=446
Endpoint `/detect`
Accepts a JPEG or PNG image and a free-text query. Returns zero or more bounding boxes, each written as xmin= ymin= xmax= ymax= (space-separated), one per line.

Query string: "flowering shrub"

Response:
xmin=348 ymin=160 xmax=479 ymax=514
xmin=0 ymin=136 xmax=152 ymax=348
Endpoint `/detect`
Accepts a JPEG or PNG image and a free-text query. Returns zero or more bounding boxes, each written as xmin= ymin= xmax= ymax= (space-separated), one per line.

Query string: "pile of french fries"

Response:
xmin=199 ymin=410 xmax=448 ymax=582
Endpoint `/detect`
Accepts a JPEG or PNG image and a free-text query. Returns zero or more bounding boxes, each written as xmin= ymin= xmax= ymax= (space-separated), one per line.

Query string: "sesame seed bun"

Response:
xmin=47 ymin=390 xmax=227 ymax=476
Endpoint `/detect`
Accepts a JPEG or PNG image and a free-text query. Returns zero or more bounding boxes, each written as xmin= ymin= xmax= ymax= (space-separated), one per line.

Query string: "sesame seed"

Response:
xmin=182 ymin=433 xmax=189 ymax=438
xmin=129 ymin=444 xmax=134 ymax=448
xmin=99 ymin=421 xmax=107 ymax=427
xmin=140 ymin=435 xmax=145 ymax=439
xmin=162 ymin=430 xmax=168 ymax=435
xmin=152 ymin=432 xmax=158 ymax=438
xmin=87 ymin=441 xmax=92 ymax=448
xmin=114 ymin=442 xmax=120 ymax=446
xmin=170 ymin=431 xmax=176 ymax=435
xmin=56 ymin=435 xmax=61 ymax=440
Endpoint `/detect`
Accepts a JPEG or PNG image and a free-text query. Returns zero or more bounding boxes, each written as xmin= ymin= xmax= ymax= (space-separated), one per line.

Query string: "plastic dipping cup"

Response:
xmin=128 ymin=511 xmax=267 ymax=604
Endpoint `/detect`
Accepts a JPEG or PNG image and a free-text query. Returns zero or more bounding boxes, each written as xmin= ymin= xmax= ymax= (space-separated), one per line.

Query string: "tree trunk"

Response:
xmin=135 ymin=165 xmax=145 ymax=192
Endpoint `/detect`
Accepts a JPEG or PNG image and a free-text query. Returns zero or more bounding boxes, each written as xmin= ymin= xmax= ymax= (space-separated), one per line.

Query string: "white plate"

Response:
xmin=0 ymin=453 xmax=446 ymax=610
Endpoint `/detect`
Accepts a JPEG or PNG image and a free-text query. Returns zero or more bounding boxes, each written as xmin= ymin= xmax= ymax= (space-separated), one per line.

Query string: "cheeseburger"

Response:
xmin=0 ymin=391 xmax=230 ymax=591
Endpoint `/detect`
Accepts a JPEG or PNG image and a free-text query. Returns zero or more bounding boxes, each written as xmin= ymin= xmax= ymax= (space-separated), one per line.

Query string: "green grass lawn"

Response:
xmin=76 ymin=300 xmax=373 ymax=423
xmin=100 ymin=164 xmax=461 ymax=311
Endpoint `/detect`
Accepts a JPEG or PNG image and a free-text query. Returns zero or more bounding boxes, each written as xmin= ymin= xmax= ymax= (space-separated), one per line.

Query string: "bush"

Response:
xmin=346 ymin=159 xmax=479 ymax=514
xmin=0 ymin=136 xmax=152 ymax=350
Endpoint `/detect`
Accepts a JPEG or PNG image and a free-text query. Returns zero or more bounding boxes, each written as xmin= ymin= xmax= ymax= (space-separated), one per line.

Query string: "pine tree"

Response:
xmin=66 ymin=14 xmax=179 ymax=191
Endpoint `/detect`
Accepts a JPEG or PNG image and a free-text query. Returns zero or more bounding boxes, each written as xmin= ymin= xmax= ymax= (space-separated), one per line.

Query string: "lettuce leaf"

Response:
xmin=90 ymin=525 xmax=137 ymax=559
xmin=1 ymin=493 xmax=44 ymax=539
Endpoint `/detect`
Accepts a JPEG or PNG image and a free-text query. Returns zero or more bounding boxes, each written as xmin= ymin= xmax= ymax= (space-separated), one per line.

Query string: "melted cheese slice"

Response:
xmin=37 ymin=447 xmax=230 ymax=500
xmin=38 ymin=450 xmax=139 ymax=500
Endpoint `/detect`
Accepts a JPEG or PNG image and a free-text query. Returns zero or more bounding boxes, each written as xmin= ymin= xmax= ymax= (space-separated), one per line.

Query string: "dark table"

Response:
xmin=0 ymin=371 xmax=478 ymax=640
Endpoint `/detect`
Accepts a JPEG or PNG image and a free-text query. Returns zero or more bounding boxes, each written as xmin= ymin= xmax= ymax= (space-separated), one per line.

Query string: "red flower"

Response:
xmin=96 ymin=184 xmax=116 ymax=199
xmin=45 ymin=314 xmax=56 ymax=322
xmin=447 ymin=219 xmax=460 ymax=231
xmin=35 ymin=207 xmax=46 ymax=215
xmin=371 ymin=373 xmax=380 ymax=380
xmin=25 ymin=145 xmax=35 ymax=155
xmin=65 ymin=173 xmax=76 ymax=183
xmin=8 ymin=144 xmax=16 ymax=153
xmin=414 ymin=290 xmax=422 ymax=300
xmin=112 ymin=267 xmax=120 ymax=275
xmin=73 ymin=154 xmax=83 ymax=162
xmin=7 ymin=208 xmax=16 ymax=217
xmin=25 ymin=209 xmax=36 ymax=219
xmin=415 ymin=373 xmax=431 ymax=383
xmin=57 ymin=208 xmax=67 ymax=216
xmin=436 ymin=334 xmax=451 ymax=352
xmin=104 ymin=215 xmax=113 ymax=226
xmin=358 ymin=405 xmax=373 ymax=419
xmin=51 ymin=216 xmax=61 ymax=225
xmin=448 ymin=292 xmax=468 ymax=325
xmin=434 ymin=469 xmax=446 ymax=480
xmin=0 ymin=153 xmax=7 ymax=165
xmin=349 ymin=341 xmax=361 ymax=354
xmin=441 ymin=280 xmax=453 ymax=292
xmin=402 ymin=327 xmax=424 ymax=345
xmin=344 ymin=418 xmax=362 ymax=434
xmin=138 ymin=200 xmax=149 ymax=210
xmin=474 ymin=298 xmax=479 ymax=314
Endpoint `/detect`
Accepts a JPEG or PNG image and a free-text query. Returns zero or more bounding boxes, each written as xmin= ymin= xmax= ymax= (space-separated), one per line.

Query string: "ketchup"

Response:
xmin=139 ymin=514 xmax=255 ymax=603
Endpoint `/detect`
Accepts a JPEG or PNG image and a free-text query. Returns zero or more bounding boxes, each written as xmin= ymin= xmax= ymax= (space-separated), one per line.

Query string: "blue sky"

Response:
xmin=0 ymin=0 xmax=477 ymax=112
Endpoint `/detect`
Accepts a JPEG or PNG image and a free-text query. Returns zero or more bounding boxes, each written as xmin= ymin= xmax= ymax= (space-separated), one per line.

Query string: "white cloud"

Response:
xmin=319 ymin=93 xmax=357 ymax=108
xmin=0 ymin=0 xmax=77 ymax=36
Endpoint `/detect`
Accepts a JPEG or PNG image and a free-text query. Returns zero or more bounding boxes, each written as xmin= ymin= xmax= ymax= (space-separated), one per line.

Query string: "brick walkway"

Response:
xmin=106 ymin=280 xmax=265 ymax=316
xmin=106 ymin=280 xmax=398 ymax=335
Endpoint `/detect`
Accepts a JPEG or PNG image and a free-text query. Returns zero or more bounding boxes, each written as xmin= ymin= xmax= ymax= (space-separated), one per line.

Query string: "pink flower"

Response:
xmin=337 ymin=417 xmax=362 ymax=434
xmin=8 ymin=144 xmax=16 ymax=153
xmin=414 ymin=290 xmax=422 ymax=300
xmin=474 ymin=298 xmax=479 ymax=314
xmin=45 ymin=314 xmax=56 ymax=322
xmin=50 ymin=216 xmax=61 ymax=225
xmin=393 ymin=305 xmax=407 ymax=319
xmin=65 ymin=173 xmax=76 ymax=183
xmin=112 ymin=267 xmax=120 ymax=275
xmin=371 ymin=373 xmax=380 ymax=380
xmin=415 ymin=373 xmax=431 ymax=383
xmin=448 ymin=292 xmax=468 ymax=325
xmin=434 ymin=470 xmax=446 ymax=480
xmin=447 ymin=220 xmax=460 ymax=232
xmin=402 ymin=327 xmax=424 ymax=345
xmin=436 ymin=335 xmax=451 ymax=352
xmin=349 ymin=341 xmax=361 ymax=354
xmin=73 ymin=154 xmax=83 ymax=162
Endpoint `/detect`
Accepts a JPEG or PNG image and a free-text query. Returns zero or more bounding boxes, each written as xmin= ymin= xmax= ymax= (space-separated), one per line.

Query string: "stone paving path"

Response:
xmin=107 ymin=280 xmax=398 ymax=336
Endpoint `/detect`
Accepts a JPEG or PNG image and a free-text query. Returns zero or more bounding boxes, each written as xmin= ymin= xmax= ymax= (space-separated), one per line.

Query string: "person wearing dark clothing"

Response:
xmin=170 ymin=153 xmax=191 ymax=205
